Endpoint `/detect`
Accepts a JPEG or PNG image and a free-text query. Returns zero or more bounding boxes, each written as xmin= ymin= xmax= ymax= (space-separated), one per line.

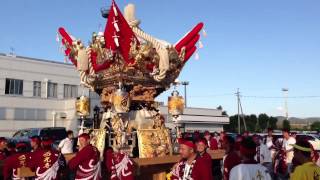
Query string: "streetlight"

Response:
xmin=282 ymin=88 xmax=289 ymax=120
xmin=180 ymin=81 xmax=189 ymax=108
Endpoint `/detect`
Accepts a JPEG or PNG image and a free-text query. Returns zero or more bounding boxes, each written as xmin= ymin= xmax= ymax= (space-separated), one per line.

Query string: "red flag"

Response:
xmin=104 ymin=0 xmax=139 ymax=65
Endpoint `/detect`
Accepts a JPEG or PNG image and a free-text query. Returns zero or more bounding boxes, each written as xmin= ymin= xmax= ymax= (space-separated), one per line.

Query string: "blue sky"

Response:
xmin=1 ymin=0 xmax=320 ymax=117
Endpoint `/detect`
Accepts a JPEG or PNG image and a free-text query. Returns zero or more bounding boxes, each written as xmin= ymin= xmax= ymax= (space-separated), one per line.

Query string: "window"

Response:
xmin=64 ymin=84 xmax=78 ymax=98
xmin=5 ymin=78 xmax=23 ymax=95
xmin=33 ymin=81 xmax=41 ymax=97
xmin=47 ymin=82 xmax=57 ymax=98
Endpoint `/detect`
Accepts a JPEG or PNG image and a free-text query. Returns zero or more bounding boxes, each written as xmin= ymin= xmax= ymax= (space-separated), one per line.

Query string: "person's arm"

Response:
xmin=68 ymin=148 xmax=86 ymax=170
xmin=58 ymin=139 xmax=65 ymax=152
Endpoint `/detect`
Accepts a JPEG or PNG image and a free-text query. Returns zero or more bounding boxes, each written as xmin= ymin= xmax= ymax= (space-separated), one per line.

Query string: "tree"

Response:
xmin=224 ymin=115 xmax=238 ymax=132
xmin=258 ymin=113 xmax=269 ymax=132
xmin=282 ymin=119 xmax=291 ymax=130
xmin=268 ymin=116 xmax=278 ymax=129
xmin=246 ymin=114 xmax=257 ymax=132
xmin=311 ymin=121 xmax=320 ymax=131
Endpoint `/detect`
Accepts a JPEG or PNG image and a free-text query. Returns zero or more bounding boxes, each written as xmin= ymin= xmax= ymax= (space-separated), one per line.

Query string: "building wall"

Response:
xmin=0 ymin=54 xmax=229 ymax=137
xmin=0 ymin=54 xmax=89 ymax=136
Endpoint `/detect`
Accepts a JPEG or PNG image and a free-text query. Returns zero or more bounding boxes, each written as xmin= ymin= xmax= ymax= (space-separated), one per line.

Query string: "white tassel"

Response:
xmin=56 ymin=33 xmax=60 ymax=42
xmin=195 ymin=52 xmax=199 ymax=60
xmin=202 ymin=29 xmax=207 ymax=37
xmin=198 ymin=41 xmax=203 ymax=49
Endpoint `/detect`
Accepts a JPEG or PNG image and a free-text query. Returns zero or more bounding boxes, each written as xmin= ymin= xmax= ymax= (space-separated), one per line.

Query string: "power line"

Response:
xmin=242 ymin=95 xmax=320 ymax=99
xmin=189 ymin=94 xmax=320 ymax=99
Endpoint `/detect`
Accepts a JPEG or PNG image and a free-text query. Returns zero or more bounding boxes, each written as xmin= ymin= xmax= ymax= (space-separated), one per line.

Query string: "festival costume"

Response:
xmin=104 ymin=149 xmax=134 ymax=180
xmin=3 ymin=152 xmax=29 ymax=180
xmin=222 ymin=151 xmax=241 ymax=180
xmin=68 ymin=144 xmax=101 ymax=180
xmin=291 ymin=162 xmax=320 ymax=180
xmin=170 ymin=156 xmax=213 ymax=180
xmin=28 ymin=149 xmax=64 ymax=180
xmin=0 ymin=149 xmax=7 ymax=160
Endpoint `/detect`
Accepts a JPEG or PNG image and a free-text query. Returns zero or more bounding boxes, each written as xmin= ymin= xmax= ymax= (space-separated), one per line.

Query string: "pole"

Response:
xmin=184 ymin=84 xmax=187 ymax=108
xmin=236 ymin=89 xmax=241 ymax=134
xmin=181 ymin=81 xmax=189 ymax=108
xmin=239 ymin=98 xmax=247 ymax=131
xmin=52 ymin=111 xmax=56 ymax=127
xmin=282 ymin=88 xmax=289 ymax=120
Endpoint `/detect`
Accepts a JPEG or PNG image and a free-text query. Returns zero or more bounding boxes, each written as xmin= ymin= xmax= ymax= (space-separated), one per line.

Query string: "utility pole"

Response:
xmin=282 ymin=88 xmax=289 ymax=120
xmin=236 ymin=88 xmax=246 ymax=134
xmin=236 ymin=89 xmax=241 ymax=134
xmin=181 ymin=81 xmax=189 ymax=108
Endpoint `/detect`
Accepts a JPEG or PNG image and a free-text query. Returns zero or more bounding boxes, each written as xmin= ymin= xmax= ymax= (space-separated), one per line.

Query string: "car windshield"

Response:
xmin=296 ymin=135 xmax=314 ymax=141
xmin=40 ymin=128 xmax=67 ymax=141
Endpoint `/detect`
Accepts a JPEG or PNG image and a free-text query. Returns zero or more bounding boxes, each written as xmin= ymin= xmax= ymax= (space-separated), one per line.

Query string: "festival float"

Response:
xmin=57 ymin=1 xmax=213 ymax=179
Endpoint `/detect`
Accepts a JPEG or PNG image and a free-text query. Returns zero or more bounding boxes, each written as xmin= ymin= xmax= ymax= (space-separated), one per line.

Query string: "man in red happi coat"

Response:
xmin=3 ymin=142 xmax=29 ymax=180
xmin=222 ymin=135 xmax=241 ymax=180
xmin=28 ymin=137 xmax=65 ymax=180
xmin=170 ymin=138 xmax=213 ymax=180
xmin=68 ymin=133 xmax=101 ymax=180
xmin=104 ymin=148 xmax=134 ymax=180
xmin=196 ymin=138 xmax=212 ymax=165
xmin=204 ymin=131 xmax=218 ymax=150
xmin=0 ymin=137 xmax=8 ymax=160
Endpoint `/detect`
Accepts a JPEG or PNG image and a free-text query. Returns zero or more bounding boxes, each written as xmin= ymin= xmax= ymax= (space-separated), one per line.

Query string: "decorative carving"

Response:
xmin=129 ymin=85 xmax=157 ymax=102
xmin=90 ymin=129 xmax=107 ymax=159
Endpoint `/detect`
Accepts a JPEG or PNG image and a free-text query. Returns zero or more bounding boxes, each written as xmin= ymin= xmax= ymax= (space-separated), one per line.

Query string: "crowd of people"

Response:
xmin=1 ymin=128 xmax=320 ymax=179
xmin=0 ymin=131 xmax=109 ymax=180
xmin=168 ymin=128 xmax=320 ymax=180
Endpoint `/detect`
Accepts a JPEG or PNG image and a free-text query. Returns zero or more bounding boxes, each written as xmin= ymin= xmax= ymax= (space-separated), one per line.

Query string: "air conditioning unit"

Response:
xmin=59 ymin=112 xmax=67 ymax=119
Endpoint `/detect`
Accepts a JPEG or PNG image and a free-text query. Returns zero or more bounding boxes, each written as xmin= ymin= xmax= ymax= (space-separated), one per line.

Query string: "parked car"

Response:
xmin=296 ymin=133 xmax=320 ymax=151
xmin=11 ymin=127 xmax=67 ymax=149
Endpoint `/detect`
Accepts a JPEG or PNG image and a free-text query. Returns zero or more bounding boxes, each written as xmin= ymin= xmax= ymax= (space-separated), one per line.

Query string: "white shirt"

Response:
xmin=58 ymin=137 xmax=74 ymax=154
xmin=230 ymin=164 xmax=271 ymax=180
xmin=183 ymin=163 xmax=191 ymax=180
xmin=282 ymin=137 xmax=296 ymax=163
xmin=260 ymin=144 xmax=272 ymax=163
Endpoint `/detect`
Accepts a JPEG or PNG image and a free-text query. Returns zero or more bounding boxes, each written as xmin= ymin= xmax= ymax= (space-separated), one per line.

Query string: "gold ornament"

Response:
xmin=76 ymin=96 xmax=90 ymax=117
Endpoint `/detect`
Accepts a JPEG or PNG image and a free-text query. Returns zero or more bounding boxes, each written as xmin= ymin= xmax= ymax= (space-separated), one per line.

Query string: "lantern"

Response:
xmin=168 ymin=90 xmax=184 ymax=116
xmin=76 ymin=95 xmax=90 ymax=117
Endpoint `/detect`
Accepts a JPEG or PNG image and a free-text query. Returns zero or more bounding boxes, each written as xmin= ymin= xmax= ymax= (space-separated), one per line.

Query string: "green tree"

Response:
xmin=258 ymin=113 xmax=269 ymax=132
xmin=224 ymin=115 xmax=237 ymax=132
xmin=310 ymin=121 xmax=320 ymax=131
xmin=246 ymin=114 xmax=257 ymax=132
xmin=282 ymin=119 xmax=291 ymax=130
xmin=268 ymin=116 xmax=278 ymax=129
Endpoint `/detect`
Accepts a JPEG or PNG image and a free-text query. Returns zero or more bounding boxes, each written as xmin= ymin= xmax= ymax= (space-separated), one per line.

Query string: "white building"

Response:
xmin=0 ymin=53 xmax=229 ymax=137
